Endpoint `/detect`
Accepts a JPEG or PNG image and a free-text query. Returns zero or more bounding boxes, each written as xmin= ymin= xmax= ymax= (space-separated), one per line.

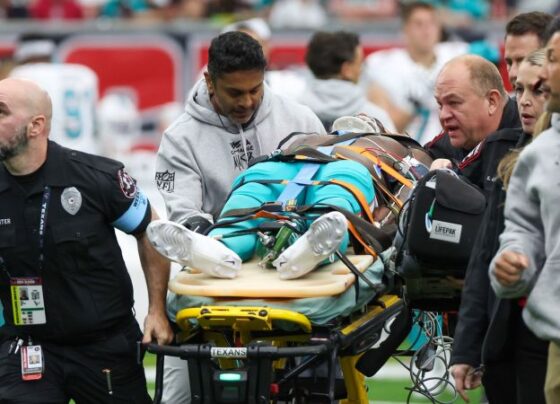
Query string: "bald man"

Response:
xmin=0 ymin=78 xmax=172 ymax=403
xmin=425 ymin=54 xmax=520 ymax=191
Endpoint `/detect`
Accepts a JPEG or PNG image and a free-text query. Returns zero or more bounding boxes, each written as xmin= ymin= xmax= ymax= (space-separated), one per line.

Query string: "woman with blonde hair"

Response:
xmin=451 ymin=48 xmax=549 ymax=403
xmin=497 ymin=49 xmax=552 ymax=188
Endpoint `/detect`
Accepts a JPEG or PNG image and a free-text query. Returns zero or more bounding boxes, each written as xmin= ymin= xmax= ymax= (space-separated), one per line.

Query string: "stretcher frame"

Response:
xmin=145 ymin=294 xmax=408 ymax=404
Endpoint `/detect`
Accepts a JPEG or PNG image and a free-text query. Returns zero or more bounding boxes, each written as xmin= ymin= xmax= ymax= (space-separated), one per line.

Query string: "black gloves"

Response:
xmin=183 ymin=215 xmax=212 ymax=234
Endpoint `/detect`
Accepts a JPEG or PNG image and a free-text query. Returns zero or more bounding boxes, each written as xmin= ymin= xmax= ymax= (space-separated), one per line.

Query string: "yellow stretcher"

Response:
xmin=146 ymin=254 xmax=412 ymax=404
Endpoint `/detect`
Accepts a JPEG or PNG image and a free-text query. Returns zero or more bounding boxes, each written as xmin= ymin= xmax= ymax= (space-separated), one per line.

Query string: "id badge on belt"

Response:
xmin=10 ymin=277 xmax=46 ymax=325
xmin=8 ymin=338 xmax=45 ymax=381
xmin=21 ymin=344 xmax=44 ymax=381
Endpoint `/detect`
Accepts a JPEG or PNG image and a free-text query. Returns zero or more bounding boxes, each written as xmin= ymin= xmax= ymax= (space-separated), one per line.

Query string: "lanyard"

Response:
xmin=38 ymin=186 xmax=51 ymax=273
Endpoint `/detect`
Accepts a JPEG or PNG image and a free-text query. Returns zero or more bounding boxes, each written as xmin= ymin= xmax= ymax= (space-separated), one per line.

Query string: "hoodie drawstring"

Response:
xmin=238 ymin=125 xmax=249 ymax=165
xmin=239 ymin=122 xmax=263 ymax=168
xmin=253 ymin=122 xmax=262 ymax=157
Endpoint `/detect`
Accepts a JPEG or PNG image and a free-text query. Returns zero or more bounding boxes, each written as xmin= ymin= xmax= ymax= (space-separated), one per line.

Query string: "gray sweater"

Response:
xmin=299 ymin=78 xmax=395 ymax=132
xmin=490 ymin=114 xmax=560 ymax=344
xmin=155 ymin=78 xmax=325 ymax=224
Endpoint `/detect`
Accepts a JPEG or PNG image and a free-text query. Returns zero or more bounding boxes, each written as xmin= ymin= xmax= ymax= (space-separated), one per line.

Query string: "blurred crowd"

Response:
xmin=1 ymin=0 xmax=559 ymax=27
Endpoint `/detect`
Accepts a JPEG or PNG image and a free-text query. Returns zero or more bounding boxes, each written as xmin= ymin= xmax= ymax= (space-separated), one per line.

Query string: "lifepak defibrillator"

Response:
xmin=395 ymin=169 xmax=486 ymax=310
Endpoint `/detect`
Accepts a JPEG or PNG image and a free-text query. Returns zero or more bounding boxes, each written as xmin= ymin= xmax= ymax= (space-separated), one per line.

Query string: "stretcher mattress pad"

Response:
xmin=169 ymin=255 xmax=374 ymax=298
xmin=166 ymin=250 xmax=394 ymax=325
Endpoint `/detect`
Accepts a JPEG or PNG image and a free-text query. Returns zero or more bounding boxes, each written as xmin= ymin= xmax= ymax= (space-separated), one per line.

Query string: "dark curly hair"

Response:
xmin=207 ymin=31 xmax=267 ymax=82
xmin=305 ymin=31 xmax=359 ymax=79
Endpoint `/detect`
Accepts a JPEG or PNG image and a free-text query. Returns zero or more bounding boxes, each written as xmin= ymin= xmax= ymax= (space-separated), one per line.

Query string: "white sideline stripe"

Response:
xmin=144 ymin=362 xmax=410 ymax=382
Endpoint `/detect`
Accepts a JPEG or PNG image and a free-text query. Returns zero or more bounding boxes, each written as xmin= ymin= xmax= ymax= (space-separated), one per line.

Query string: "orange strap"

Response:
xmin=338 ymin=145 xmax=413 ymax=189
xmin=334 ymin=154 xmax=404 ymax=209
xmin=254 ymin=211 xmax=290 ymax=221
xmin=329 ymin=179 xmax=375 ymax=224
xmin=347 ymin=221 xmax=378 ymax=257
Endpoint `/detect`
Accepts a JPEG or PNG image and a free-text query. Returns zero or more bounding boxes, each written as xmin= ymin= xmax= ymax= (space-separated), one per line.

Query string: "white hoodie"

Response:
xmin=155 ymin=78 xmax=325 ymax=224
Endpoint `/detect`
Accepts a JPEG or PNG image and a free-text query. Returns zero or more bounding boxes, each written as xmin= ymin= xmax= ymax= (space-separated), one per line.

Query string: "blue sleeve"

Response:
xmin=111 ymin=187 xmax=151 ymax=234
xmin=99 ymin=167 xmax=152 ymax=234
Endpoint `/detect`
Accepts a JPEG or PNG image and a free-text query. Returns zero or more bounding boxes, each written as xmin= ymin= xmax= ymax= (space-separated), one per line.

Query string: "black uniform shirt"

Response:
xmin=0 ymin=141 xmax=151 ymax=342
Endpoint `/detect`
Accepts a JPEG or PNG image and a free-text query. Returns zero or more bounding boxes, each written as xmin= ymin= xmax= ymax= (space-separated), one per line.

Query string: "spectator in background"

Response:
xmin=504 ymin=11 xmax=554 ymax=87
xmin=362 ymin=1 xmax=469 ymax=144
xmin=9 ymin=33 xmax=100 ymax=155
xmin=300 ymin=30 xmax=396 ymax=132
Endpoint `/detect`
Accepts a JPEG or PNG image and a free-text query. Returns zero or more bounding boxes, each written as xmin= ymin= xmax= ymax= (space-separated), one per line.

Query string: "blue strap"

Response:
xmin=275 ymin=162 xmax=321 ymax=207
xmin=275 ymin=138 xmax=356 ymax=207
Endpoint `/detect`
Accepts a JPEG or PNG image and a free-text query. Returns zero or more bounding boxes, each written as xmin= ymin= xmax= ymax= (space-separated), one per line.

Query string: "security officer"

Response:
xmin=0 ymin=77 xmax=173 ymax=403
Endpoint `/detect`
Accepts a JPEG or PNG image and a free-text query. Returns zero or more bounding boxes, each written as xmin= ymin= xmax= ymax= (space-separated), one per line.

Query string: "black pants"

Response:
xmin=0 ymin=320 xmax=152 ymax=404
xmin=483 ymin=310 xmax=548 ymax=404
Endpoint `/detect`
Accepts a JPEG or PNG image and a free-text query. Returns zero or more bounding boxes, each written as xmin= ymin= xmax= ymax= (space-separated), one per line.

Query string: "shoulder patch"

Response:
xmin=118 ymin=169 xmax=137 ymax=199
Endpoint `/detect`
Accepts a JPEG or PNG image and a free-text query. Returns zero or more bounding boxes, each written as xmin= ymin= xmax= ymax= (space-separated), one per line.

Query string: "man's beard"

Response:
xmin=0 ymin=126 xmax=28 ymax=162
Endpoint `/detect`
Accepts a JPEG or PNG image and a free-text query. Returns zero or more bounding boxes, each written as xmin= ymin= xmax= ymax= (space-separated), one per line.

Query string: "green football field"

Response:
xmin=144 ymin=380 xmax=482 ymax=403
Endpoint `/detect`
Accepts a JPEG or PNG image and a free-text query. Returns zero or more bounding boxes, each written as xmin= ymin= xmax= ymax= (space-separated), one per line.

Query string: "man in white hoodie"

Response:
xmin=154 ymin=31 xmax=325 ymax=403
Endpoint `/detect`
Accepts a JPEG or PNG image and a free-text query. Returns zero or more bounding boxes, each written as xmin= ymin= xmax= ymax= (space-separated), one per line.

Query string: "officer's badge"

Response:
xmin=61 ymin=187 xmax=82 ymax=216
